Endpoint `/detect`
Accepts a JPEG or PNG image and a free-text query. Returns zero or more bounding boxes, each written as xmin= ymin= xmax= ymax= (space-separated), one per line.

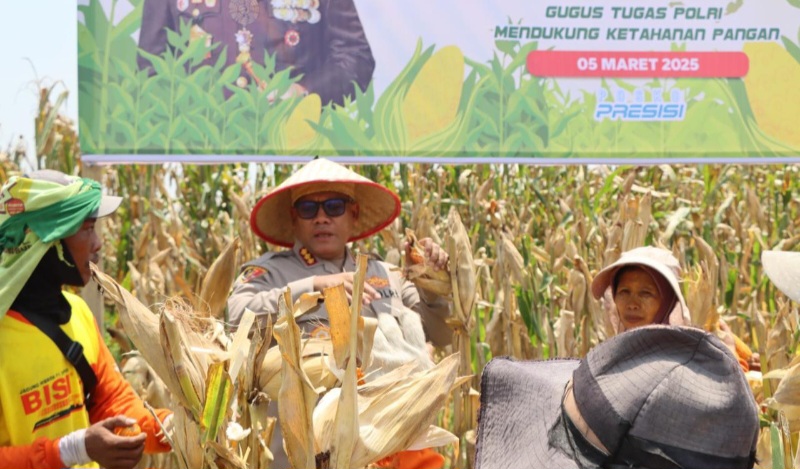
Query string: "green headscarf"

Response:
xmin=0 ymin=175 xmax=102 ymax=318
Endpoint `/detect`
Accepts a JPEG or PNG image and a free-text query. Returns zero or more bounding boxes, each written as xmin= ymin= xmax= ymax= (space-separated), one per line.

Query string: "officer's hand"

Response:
xmin=85 ymin=416 xmax=146 ymax=469
xmin=406 ymin=238 xmax=449 ymax=271
xmin=313 ymin=272 xmax=380 ymax=305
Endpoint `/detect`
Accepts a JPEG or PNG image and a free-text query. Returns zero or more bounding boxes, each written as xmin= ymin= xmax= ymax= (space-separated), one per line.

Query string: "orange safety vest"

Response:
xmin=0 ymin=291 xmax=99 ymax=468
xmin=0 ymin=292 xmax=99 ymax=446
xmin=0 ymin=291 xmax=172 ymax=469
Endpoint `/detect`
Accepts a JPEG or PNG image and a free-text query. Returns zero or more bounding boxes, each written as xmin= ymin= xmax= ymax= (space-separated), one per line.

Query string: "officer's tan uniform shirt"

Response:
xmin=227 ymin=243 xmax=452 ymax=374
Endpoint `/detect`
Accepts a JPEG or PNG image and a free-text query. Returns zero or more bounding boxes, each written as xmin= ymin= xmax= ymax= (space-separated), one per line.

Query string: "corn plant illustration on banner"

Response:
xmin=78 ymin=0 xmax=800 ymax=163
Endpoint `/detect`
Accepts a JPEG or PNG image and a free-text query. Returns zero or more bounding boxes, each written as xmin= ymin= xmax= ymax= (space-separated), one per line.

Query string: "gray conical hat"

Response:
xmin=250 ymin=158 xmax=400 ymax=247
xmin=475 ymin=326 xmax=758 ymax=469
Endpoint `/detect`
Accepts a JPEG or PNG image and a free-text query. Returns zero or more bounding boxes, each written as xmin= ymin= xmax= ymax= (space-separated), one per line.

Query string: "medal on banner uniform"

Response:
xmin=284 ymin=29 xmax=300 ymax=47
xmin=308 ymin=8 xmax=320 ymax=24
xmin=230 ymin=0 xmax=258 ymax=63
xmin=191 ymin=0 xmax=202 ymax=4
xmin=271 ymin=0 xmax=321 ymax=24
xmin=177 ymin=0 xmax=189 ymax=12
xmin=230 ymin=0 xmax=266 ymax=89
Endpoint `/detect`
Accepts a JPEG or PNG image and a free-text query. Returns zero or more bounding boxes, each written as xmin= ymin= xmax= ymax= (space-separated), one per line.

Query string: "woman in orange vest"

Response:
xmin=0 ymin=170 xmax=172 ymax=469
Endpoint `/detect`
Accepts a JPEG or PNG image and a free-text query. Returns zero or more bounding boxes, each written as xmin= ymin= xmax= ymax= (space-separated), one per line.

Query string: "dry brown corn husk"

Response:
xmin=259 ymin=338 xmax=338 ymax=400
xmin=92 ymin=265 xmax=216 ymax=415
xmin=328 ymin=254 xmax=367 ymax=469
xmin=197 ymin=238 xmax=240 ymax=318
xmin=313 ymin=354 xmax=461 ymax=468
xmin=274 ymin=289 xmax=319 ymax=469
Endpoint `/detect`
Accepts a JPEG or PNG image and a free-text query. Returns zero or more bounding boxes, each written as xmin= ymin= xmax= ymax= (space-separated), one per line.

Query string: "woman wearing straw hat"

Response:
xmin=228 ymin=158 xmax=452 ymax=469
xmin=590 ymin=246 xmax=691 ymax=334
xmin=591 ymin=245 xmax=757 ymax=372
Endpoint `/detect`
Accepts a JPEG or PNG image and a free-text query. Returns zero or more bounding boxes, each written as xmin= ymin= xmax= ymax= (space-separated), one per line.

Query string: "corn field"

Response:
xmin=3 ymin=84 xmax=800 ymax=469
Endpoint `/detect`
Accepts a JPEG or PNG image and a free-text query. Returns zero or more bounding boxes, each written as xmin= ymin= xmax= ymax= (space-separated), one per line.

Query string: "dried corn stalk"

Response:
xmin=239 ymin=317 xmax=276 ymax=469
xmin=686 ymin=235 xmax=720 ymax=329
xmin=93 ymin=265 xmax=253 ymax=469
xmin=766 ymin=357 xmax=800 ymax=434
xmin=621 ymin=193 xmax=652 ymax=252
xmin=553 ymin=310 xmax=576 ymax=358
xmin=258 ymin=290 xmax=377 ymax=401
xmin=313 ymin=355 xmax=460 ymax=468
xmin=328 ymin=253 xmax=367 ymax=469
xmin=446 ymin=207 xmax=477 ymax=468
xmin=684 ymin=264 xmax=716 ymax=330
xmin=92 ymin=266 xmax=214 ymax=414
xmin=274 ymin=289 xmax=318 ymax=469
xmin=603 ymin=194 xmax=652 ymax=266
xmin=197 ymin=238 xmax=240 ymax=318
xmin=161 ymin=311 xmax=206 ymax=419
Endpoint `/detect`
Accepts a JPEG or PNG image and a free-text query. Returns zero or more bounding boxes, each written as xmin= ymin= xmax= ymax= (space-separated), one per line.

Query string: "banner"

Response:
xmin=78 ymin=0 xmax=800 ymax=163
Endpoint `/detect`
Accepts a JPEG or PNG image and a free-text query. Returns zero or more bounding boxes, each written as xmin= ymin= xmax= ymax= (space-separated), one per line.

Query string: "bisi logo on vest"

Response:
xmin=21 ymin=374 xmax=72 ymax=415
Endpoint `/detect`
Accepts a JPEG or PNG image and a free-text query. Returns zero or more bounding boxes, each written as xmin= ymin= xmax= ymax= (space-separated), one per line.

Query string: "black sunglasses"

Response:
xmin=293 ymin=197 xmax=354 ymax=219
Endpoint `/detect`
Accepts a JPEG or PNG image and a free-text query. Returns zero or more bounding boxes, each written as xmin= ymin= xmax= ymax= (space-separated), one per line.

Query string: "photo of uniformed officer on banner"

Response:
xmin=137 ymin=0 xmax=375 ymax=106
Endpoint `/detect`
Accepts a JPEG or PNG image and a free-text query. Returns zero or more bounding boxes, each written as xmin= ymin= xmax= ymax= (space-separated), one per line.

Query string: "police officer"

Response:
xmin=138 ymin=0 xmax=375 ymax=106
xmin=228 ymin=158 xmax=452 ymax=469
xmin=229 ymin=157 xmax=452 ymax=354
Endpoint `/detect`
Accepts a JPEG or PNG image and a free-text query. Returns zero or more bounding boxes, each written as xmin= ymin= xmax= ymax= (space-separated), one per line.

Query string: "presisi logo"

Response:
xmin=594 ymin=88 xmax=686 ymax=121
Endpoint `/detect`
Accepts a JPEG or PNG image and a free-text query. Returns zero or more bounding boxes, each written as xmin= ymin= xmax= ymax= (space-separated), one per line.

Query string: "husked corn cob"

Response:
xmin=405 ymin=228 xmax=451 ymax=297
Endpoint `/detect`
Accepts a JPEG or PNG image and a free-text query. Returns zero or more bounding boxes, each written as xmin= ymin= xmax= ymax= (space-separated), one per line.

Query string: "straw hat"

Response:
xmin=591 ymin=246 xmax=691 ymax=326
xmin=762 ymin=250 xmax=800 ymax=303
xmin=475 ymin=326 xmax=759 ymax=469
xmin=250 ymin=158 xmax=400 ymax=247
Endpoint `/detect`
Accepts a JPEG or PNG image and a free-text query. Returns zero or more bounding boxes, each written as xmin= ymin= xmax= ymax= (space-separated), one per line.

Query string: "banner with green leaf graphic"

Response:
xmin=78 ymin=0 xmax=800 ymax=163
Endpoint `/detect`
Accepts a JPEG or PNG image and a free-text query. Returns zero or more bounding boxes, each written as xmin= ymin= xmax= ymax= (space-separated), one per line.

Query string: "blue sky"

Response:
xmin=0 ymin=0 xmax=77 ymax=158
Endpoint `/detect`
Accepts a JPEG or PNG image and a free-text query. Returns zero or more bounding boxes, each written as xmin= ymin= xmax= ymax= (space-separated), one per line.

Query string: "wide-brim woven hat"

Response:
xmin=475 ymin=326 xmax=759 ymax=469
xmin=591 ymin=246 xmax=691 ymax=325
xmin=762 ymin=250 xmax=800 ymax=303
xmin=250 ymin=158 xmax=401 ymax=247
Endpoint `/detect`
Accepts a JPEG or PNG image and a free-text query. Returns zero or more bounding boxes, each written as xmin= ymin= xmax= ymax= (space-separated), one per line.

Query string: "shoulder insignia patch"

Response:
xmin=309 ymin=325 xmax=331 ymax=340
xmin=366 ymin=276 xmax=390 ymax=289
xmin=299 ymin=247 xmax=318 ymax=266
xmin=237 ymin=266 xmax=267 ymax=284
